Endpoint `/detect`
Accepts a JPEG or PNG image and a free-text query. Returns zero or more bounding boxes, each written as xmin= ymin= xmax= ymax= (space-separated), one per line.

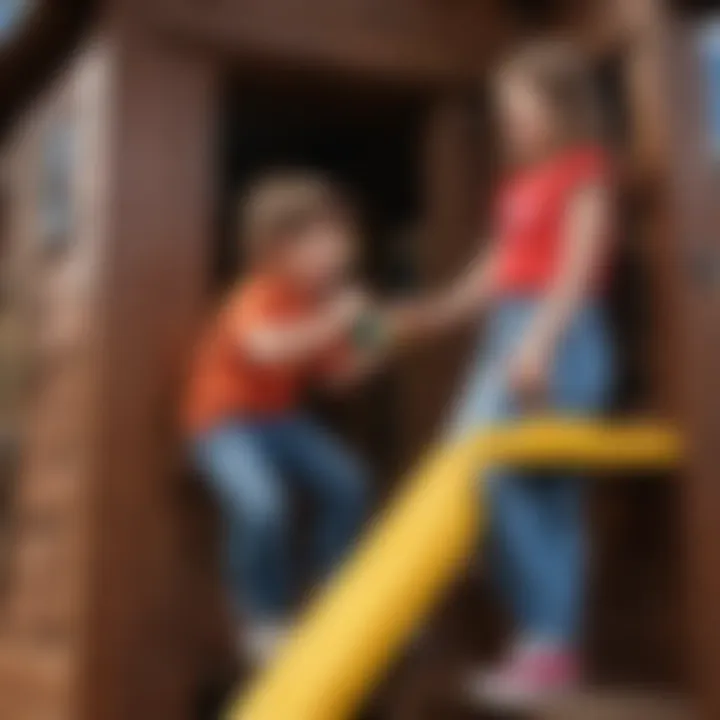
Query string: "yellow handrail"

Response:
xmin=229 ymin=419 xmax=682 ymax=720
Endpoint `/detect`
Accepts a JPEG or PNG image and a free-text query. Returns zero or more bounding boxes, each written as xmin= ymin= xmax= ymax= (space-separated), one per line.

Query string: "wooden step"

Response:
xmin=432 ymin=692 xmax=692 ymax=720
xmin=395 ymin=693 xmax=692 ymax=720
xmin=384 ymin=651 xmax=691 ymax=720
xmin=437 ymin=692 xmax=690 ymax=720
xmin=540 ymin=692 xmax=691 ymax=720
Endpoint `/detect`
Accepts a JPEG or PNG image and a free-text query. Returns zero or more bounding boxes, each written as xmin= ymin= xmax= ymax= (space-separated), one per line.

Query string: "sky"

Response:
xmin=0 ymin=0 xmax=31 ymax=41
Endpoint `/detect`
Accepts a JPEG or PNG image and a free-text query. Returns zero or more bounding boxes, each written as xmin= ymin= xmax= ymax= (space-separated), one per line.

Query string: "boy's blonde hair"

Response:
xmin=497 ymin=40 xmax=602 ymax=147
xmin=238 ymin=171 xmax=352 ymax=261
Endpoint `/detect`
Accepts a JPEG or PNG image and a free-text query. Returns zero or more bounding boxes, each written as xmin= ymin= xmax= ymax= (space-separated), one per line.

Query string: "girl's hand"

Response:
xmin=388 ymin=244 xmax=499 ymax=346
xmin=508 ymin=336 xmax=553 ymax=408
xmin=386 ymin=300 xmax=442 ymax=345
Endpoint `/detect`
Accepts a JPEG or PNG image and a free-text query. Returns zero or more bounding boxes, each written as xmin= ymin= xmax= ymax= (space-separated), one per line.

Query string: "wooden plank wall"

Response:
xmin=0 ymin=41 xmax=113 ymax=720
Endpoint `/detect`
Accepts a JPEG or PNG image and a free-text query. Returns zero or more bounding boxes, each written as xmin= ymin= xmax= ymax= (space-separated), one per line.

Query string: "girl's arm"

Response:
xmin=317 ymin=243 xmax=498 ymax=388
xmin=431 ymin=245 xmax=499 ymax=328
xmin=388 ymin=244 xmax=498 ymax=346
xmin=508 ymin=184 xmax=611 ymax=402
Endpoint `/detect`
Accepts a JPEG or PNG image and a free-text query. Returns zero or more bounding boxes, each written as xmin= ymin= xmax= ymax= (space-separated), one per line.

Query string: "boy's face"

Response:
xmin=280 ymin=218 xmax=357 ymax=292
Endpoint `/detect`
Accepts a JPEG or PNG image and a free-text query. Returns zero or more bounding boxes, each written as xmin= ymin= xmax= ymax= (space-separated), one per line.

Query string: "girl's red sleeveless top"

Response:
xmin=492 ymin=145 xmax=611 ymax=296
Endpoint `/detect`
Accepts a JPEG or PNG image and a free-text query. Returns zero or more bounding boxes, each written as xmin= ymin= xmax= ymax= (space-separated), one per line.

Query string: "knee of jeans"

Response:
xmin=245 ymin=490 xmax=288 ymax=539
xmin=482 ymin=469 xmax=523 ymax=511
xmin=477 ymin=467 xmax=502 ymax=499
xmin=334 ymin=463 xmax=370 ymax=515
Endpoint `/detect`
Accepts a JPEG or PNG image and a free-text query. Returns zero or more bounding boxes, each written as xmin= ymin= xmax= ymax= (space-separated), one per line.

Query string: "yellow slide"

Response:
xmin=230 ymin=420 xmax=682 ymax=720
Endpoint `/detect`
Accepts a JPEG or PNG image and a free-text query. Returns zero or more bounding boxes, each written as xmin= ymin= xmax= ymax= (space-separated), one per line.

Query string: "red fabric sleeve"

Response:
xmin=225 ymin=281 xmax=288 ymax=342
xmin=563 ymin=147 xmax=610 ymax=194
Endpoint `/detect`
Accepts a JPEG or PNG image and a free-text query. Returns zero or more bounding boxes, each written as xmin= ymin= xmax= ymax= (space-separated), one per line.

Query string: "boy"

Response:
xmin=184 ymin=172 xmax=374 ymax=663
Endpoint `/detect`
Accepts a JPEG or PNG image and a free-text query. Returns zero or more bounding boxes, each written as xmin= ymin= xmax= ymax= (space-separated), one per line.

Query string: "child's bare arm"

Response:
xmin=386 ymin=244 xmax=498 ymax=346
xmin=438 ymin=245 xmax=498 ymax=324
xmin=241 ymin=290 xmax=366 ymax=366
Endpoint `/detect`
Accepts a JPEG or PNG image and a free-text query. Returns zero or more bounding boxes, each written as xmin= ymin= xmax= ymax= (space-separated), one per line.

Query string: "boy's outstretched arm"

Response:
xmin=240 ymin=289 xmax=367 ymax=366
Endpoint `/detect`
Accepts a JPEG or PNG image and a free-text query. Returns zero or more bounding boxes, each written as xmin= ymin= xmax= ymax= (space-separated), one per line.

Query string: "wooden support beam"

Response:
xmin=663 ymin=13 xmax=720 ymax=720
xmin=77 ymin=22 xmax=218 ymax=720
xmin=149 ymin=0 xmax=510 ymax=86
xmin=541 ymin=692 xmax=691 ymax=720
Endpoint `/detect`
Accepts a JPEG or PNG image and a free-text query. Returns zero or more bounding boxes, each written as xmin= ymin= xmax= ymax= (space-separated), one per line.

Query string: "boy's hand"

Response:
xmin=323 ymin=349 xmax=384 ymax=392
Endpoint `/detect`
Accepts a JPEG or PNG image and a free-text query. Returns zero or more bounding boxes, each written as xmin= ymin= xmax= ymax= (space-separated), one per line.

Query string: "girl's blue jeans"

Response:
xmin=192 ymin=415 xmax=368 ymax=620
xmin=451 ymin=299 xmax=614 ymax=645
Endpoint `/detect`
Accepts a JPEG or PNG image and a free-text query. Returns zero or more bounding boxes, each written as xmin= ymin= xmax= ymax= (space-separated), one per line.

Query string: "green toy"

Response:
xmin=351 ymin=309 xmax=389 ymax=352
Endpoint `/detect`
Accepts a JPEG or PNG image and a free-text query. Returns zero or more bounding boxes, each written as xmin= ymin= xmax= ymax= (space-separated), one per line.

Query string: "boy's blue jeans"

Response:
xmin=451 ymin=299 xmax=614 ymax=645
xmin=192 ymin=415 xmax=367 ymax=620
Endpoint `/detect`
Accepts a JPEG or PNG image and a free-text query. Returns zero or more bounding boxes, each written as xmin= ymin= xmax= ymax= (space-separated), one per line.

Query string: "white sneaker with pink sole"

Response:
xmin=465 ymin=641 xmax=581 ymax=711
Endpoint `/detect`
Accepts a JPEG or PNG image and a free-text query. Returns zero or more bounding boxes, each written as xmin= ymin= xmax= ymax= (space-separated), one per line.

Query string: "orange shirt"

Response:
xmin=183 ymin=276 xmax=347 ymax=435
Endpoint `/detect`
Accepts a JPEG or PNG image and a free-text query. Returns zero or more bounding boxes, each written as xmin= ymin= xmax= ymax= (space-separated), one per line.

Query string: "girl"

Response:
xmin=397 ymin=41 xmax=615 ymax=707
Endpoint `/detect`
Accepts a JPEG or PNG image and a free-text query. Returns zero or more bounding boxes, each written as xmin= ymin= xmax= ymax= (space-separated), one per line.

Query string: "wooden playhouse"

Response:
xmin=0 ymin=0 xmax=719 ymax=718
